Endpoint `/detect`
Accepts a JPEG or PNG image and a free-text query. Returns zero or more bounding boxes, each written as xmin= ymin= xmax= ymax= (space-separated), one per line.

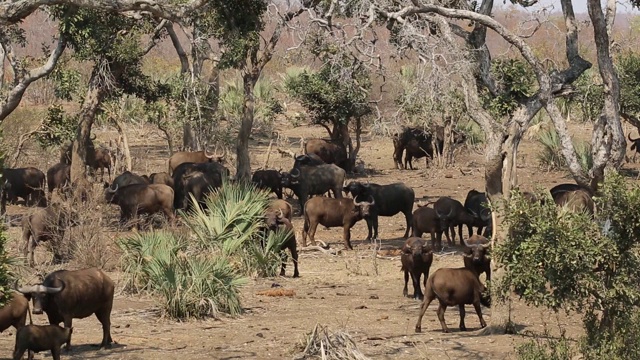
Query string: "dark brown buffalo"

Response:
xmin=167 ymin=149 xmax=225 ymax=175
xmin=302 ymin=196 xmax=374 ymax=250
xmin=393 ymin=126 xmax=466 ymax=170
xmin=463 ymin=235 xmax=491 ymax=281
xmin=13 ymin=325 xmax=72 ymax=360
xmin=149 ymin=172 xmax=174 ymax=187
xmin=292 ymin=154 xmax=325 ymax=169
xmin=553 ymin=189 xmax=595 ymax=215
xmin=434 ymin=196 xmax=479 ymax=246
xmin=22 ymin=203 xmax=72 ymax=266
xmin=264 ymin=209 xmax=299 ymax=277
xmin=268 ymin=199 xmax=293 ymax=221
xmin=252 ymin=170 xmax=283 ymax=199
xmin=343 ymin=181 xmax=415 ymax=240
xmin=172 ymin=162 xmax=229 ymax=211
xmin=281 ymin=164 xmax=346 ymax=212
xmin=411 ymin=205 xmax=445 ymax=250
xmin=1 ymin=167 xmax=47 ymax=214
xmin=15 ymin=268 xmax=114 ymax=350
xmin=401 ymin=237 xmax=434 ymax=300
xmin=463 ymin=190 xmax=492 ymax=237
xmin=46 ymin=163 xmax=71 ymax=195
xmin=0 ymin=292 xmax=29 ymax=333
xmin=104 ymin=183 xmax=175 ymax=226
xmin=60 ymin=141 xmax=112 ymax=182
xmin=629 ymin=132 xmax=640 ymax=162
xmin=305 ymin=139 xmax=349 ymax=171
xmin=415 ymin=267 xmax=490 ymax=333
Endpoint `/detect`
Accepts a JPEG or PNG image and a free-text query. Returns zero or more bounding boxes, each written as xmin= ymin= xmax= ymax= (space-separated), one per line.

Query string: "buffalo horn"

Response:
xmin=368 ymin=195 xmax=375 ymax=206
xmin=628 ymin=132 xmax=640 ymax=142
xmin=353 ymin=196 xmax=362 ymax=206
xmin=107 ymin=183 xmax=119 ymax=193
xmin=90 ymin=133 xmax=97 ymax=141
xmin=14 ymin=280 xmax=36 ymax=294
xmin=463 ymin=238 xmax=475 ymax=248
xmin=204 ymin=147 xmax=223 ymax=160
xmin=295 ymin=154 xmax=306 ymax=161
xmin=45 ymin=279 xmax=65 ymax=293
xmin=481 ymin=241 xmax=491 ymax=249
xmin=290 ymin=168 xmax=301 ymax=178
xmin=277 ymin=209 xmax=284 ymax=219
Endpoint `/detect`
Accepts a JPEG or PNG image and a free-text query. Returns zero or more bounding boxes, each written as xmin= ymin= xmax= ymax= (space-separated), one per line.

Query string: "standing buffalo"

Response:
xmin=393 ymin=126 xmax=466 ymax=170
xmin=60 ymin=141 xmax=112 ymax=182
xmin=415 ymin=267 xmax=490 ymax=333
xmin=268 ymin=199 xmax=293 ymax=221
xmin=104 ymin=183 xmax=175 ymax=227
xmin=107 ymin=171 xmax=149 ymax=189
xmin=305 ymin=139 xmax=349 ymax=171
xmin=343 ymin=181 xmax=414 ymax=240
xmin=0 ymin=291 xmax=29 ymax=333
xmin=264 ymin=209 xmax=299 ymax=277
xmin=293 ymin=154 xmax=325 ymax=169
xmin=1 ymin=167 xmax=47 ymax=214
xmin=15 ymin=268 xmax=115 ymax=350
xmin=411 ymin=204 xmax=445 ymax=250
xmin=13 ymin=324 xmax=72 ymax=360
xmin=281 ymin=164 xmax=346 ymax=212
xmin=172 ymin=162 xmax=228 ymax=211
xmin=302 ymin=196 xmax=374 ymax=250
xmin=463 ymin=190 xmax=492 ymax=237
xmin=434 ymin=196 xmax=478 ymax=246
xmin=167 ymin=149 xmax=225 ymax=175
xmin=401 ymin=237 xmax=434 ymax=300
xmin=252 ymin=170 xmax=283 ymax=199
xmin=22 ymin=203 xmax=73 ymax=266
xmin=463 ymin=235 xmax=491 ymax=281
xmin=149 ymin=172 xmax=174 ymax=187
xmin=46 ymin=163 xmax=71 ymax=195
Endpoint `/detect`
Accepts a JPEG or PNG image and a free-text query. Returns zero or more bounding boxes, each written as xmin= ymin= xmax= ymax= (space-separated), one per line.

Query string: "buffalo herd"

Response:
xmin=0 ymin=129 xmax=602 ymax=357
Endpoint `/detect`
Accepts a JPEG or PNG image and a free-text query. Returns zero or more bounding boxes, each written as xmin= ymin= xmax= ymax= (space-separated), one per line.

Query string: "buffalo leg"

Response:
xmin=436 ymin=303 xmax=450 ymax=333
xmin=403 ymin=212 xmax=411 ymax=238
xmin=415 ymin=293 xmax=436 ymax=333
xmin=13 ymin=346 xmax=26 ymax=360
xmin=467 ymin=224 xmax=473 ymax=238
xmin=51 ymin=347 xmax=61 ymax=360
xmin=307 ymin=221 xmax=319 ymax=246
xmin=372 ymin=216 xmax=380 ymax=240
xmin=403 ymin=271 xmax=410 ymax=297
xmin=473 ymin=300 xmax=487 ymax=329
xmin=290 ymin=244 xmax=299 ymax=278
xmin=411 ymin=271 xmax=423 ymax=300
xmin=276 ymin=187 xmax=283 ymax=199
xmin=364 ymin=217 xmax=374 ymax=241
xmin=302 ymin=220 xmax=309 ymax=247
xmin=458 ymin=304 xmax=467 ymax=331
xmin=342 ymin=226 xmax=353 ymax=250
xmin=96 ymin=305 xmax=113 ymax=348
xmin=63 ymin=316 xmax=73 ymax=351
xmin=458 ymin=224 xmax=464 ymax=245
xmin=279 ymin=250 xmax=288 ymax=276
xmin=477 ymin=226 xmax=484 ymax=236
xmin=449 ymin=226 xmax=456 ymax=244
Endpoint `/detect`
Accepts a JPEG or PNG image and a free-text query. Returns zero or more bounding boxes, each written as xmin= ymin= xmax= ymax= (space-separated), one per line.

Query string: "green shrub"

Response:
xmin=537 ymin=128 xmax=592 ymax=174
xmin=457 ymin=120 xmax=485 ymax=146
xmin=516 ymin=330 xmax=575 ymax=360
xmin=118 ymin=181 xmax=290 ymax=319
xmin=0 ymin=225 xmax=14 ymax=308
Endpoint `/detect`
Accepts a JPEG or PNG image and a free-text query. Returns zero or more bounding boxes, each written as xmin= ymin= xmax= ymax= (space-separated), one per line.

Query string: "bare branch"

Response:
xmin=141 ymin=19 xmax=169 ymax=56
xmin=165 ymin=22 xmax=190 ymax=74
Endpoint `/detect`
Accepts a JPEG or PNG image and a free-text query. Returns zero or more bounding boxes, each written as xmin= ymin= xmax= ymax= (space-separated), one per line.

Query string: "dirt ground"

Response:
xmin=0 ymin=120 xmax=632 ymax=360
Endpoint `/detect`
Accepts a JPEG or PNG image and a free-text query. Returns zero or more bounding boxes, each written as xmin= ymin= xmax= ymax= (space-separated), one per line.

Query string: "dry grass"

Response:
xmin=294 ymin=324 xmax=370 ymax=360
xmin=256 ymin=288 xmax=296 ymax=297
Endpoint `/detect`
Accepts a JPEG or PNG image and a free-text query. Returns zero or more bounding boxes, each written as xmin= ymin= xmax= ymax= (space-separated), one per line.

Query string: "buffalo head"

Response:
xmin=402 ymin=238 xmax=433 ymax=259
xmin=204 ymin=148 xmax=225 ymax=163
xmin=463 ymin=235 xmax=490 ymax=265
xmin=353 ymin=195 xmax=375 ymax=218
xmin=103 ymin=183 xmax=119 ymax=203
xmin=15 ymin=279 xmax=65 ymax=314
xmin=342 ymin=181 xmax=370 ymax=198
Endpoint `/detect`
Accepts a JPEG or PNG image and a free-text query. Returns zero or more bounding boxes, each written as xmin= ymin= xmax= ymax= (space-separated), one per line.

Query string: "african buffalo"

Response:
xmin=302 ymin=196 xmax=374 ymax=250
xmin=628 ymin=132 xmax=640 ymax=162
xmin=343 ymin=181 xmax=414 ymax=240
xmin=411 ymin=205 xmax=445 ymax=250
xmin=463 ymin=235 xmax=491 ymax=281
xmin=293 ymin=154 xmax=325 ymax=169
xmin=13 ymin=324 xmax=72 ymax=360
xmin=149 ymin=172 xmax=174 ymax=187
xmin=15 ymin=268 xmax=114 ymax=350
xmin=549 ymin=183 xmax=592 ymax=198
xmin=167 ymin=148 xmax=225 ymax=175
xmin=104 ymin=183 xmax=175 ymax=227
xmin=22 ymin=203 xmax=73 ymax=266
xmin=305 ymin=139 xmax=349 ymax=171
xmin=401 ymin=237 xmax=434 ymax=300
xmin=553 ymin=189 xmax=595 ymax=215
xmin=393 ymin=126 xmax=466 ymax=170
xmin=268 ymin=199 xmax=293 ymax=221
xmin=46 ymin=163 xmax=71 ymax=195
xmin=107 ymin=171 xmax=149 ymax=190
xmin=463 ymin=190 xmax=492 ymax=237
xmin=172 ymin=162 xmax=229 ymax=211
xmin=252 ymin=170 xmax=283 ymax=199
xmin=0 ymin=292 xmax=29 ymax=333
xmin=415 ymin=267 xmax=490 ymax=333
xmin=1 ymin=167 xmax=47 ymax=214
xmin=264 ymin=209 xmax=299 ymax=277
xmin=434 ymin=197 xmax=478 ymax=246
xmin=60 ymin=141 xmax=112 ymax=182
xmin=281 ymin=164 xmax=346 ymax=212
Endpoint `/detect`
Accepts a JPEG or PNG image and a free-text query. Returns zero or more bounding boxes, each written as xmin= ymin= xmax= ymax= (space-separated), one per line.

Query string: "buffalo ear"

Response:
xmin=401 ymin=244 xmax=412 ymax=254
xmin=422 ymin=245 xmax=433 ymax=255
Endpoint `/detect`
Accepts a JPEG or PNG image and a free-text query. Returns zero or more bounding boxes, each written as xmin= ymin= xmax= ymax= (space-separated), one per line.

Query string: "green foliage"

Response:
xmin=500 ymin=174 xmax=640 ymax=359
xmin=48 ymin=65 xmax=82 ymax=101
xmin=218 ymin=76 xmax=282 ymax=130
xmin=573 ymin=70 xmax=604 ymax=122
xmin=516 ymin=330 xmax=576 ymax=360
xmin=484 ymin=58 xmax=536 ymax=118
xmin=617 ymin=51 xmax=640 ymax=116
xmin=458 ymin=120 xmax=485 ymax=146
xmin=537 ymin=128 xmax=592 ymax=174
xmin=0 ymin=225 xmax=13 ymax=308
xmin=118 ymin=181 xmax=290 ymax=319
xmin=36 ymin=104 xmax=77 ymax=148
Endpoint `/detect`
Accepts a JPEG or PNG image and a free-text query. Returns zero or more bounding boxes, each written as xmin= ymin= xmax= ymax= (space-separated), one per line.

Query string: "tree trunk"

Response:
xmin=182 ymin=123 xmax=198 ymax=151
xmin=236 ymin=72 xmax=257 ymax=181
xmin=112 ymin=116 xmax=131 ymax=172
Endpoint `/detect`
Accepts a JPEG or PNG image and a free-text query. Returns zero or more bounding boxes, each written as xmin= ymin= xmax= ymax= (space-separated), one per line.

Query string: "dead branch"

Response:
xmin=263 ymin=139 xmax=274 ymax=168
xmin=298 ymin=246 xmax=339 ymax=255
xmin=277 ymin=147 xmax=296 ymax=158
xmin=10 ymin=126 xmax=43 ymax=167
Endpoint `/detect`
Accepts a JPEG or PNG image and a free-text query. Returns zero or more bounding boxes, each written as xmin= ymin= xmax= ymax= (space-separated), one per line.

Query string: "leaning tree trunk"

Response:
xmin=112 ymin=116 xmax=132 ymax=172
xmin=236 ymin=72 xmax=258 ymax=182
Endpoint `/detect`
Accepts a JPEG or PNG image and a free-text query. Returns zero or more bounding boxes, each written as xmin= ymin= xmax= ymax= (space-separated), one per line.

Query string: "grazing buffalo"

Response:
xmin=281 ymin=164 xmax=346 ymax=212
xmin=167 ymin=149 xmax=225 ymax=175
xmin=305 ymin=139 xmax=349 ymax=171
xmin=343 ymin=181 xmax=414 ymax=240
xmin=46 ymin=163 xmax=71 ymax=195
xmin=463 ymin=190 xmax=492 ymax=237
xmin=434 ymin=197 xmax=478 ymax=246
xmin=628 ymin=132 xmax=640 ymax=162
xmin=149 ymin=172 xmax=174 ymax=187
xmin=104 ymin=183 xmax=175 ymax=227
xmin=1 ymin=167 xmax=47 ymax=214
xmin=172 ymin=162 xmax=229 ymax=211
xmin=264 ymin=209 xmax=299 ymax=277
xmin=293 ymin=154 xmax=325 ymax=169
xmin=60 ymin=141 xmax=112 ymax=182
xmin=302 ymin=196 xmax=374 ymax=250
xmin=463 ymin=235 xmax=491 ymax=281
xmin=553 ymin=189 xmax=595 ymax=215
xmin=15 ymin=268 xmax=114 ymax=350
xmin=252 ymin=170 xmax=283 ymax=199
xmin=22 ymin=203 xmax=73 ymax=266
xmin=13 ymin=324 xmax=72 ymax=360
xmin=401 ymin=237 xmax=434 ymax=300
xmin=415 ymin=267 xmax=490 ymax=333
xmin=268 ymin=199 xmax=293 ymax=221
xmin=411 ymin=205 xmax=445 ymax=250
xmin=0 ymin=292 xmax=29 ymax=333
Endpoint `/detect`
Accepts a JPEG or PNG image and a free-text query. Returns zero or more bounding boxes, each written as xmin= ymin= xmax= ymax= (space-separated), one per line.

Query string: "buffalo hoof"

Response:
xmin=442 ymin=329 xmax=450 ymax=333
xmin=293 ymin=272 xmax=300 ymax=278
xmin=65 ymin=345 xmax=72 ymax=352
xmin=280 ymin=270 xmax=286 ymax=277
xmin=460 ymin=325 xmax=467 ymax=331
xmin=415 ymin=326 xmax=422 ymax=333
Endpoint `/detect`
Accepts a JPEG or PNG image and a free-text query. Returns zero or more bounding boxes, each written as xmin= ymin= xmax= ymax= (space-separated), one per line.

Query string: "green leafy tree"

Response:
xmin=483 ymin=58 xmax=536 ymax=119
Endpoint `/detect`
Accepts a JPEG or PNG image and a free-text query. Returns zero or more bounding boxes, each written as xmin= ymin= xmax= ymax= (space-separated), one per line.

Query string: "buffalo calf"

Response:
xmin=415 ymin=267 xmax=490 ymax=333
xmin=0 ymin=292 xmax=29 ymax=333
xmin=411 ymin=205 xmax=444 ymax=250
xmin=13 ymin=325 xmax=72 ymax=360
xmin=401 ymin=237 xmax=433 ymax=300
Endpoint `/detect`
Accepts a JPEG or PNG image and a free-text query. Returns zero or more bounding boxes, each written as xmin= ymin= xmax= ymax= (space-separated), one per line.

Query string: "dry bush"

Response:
xmin=343 ymin=240 xmax=381 ymax=277
xmin=294 ymin=324 xmax=370 ymax=360
xmin=256 ymin=288 xmax=296 ymax=297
